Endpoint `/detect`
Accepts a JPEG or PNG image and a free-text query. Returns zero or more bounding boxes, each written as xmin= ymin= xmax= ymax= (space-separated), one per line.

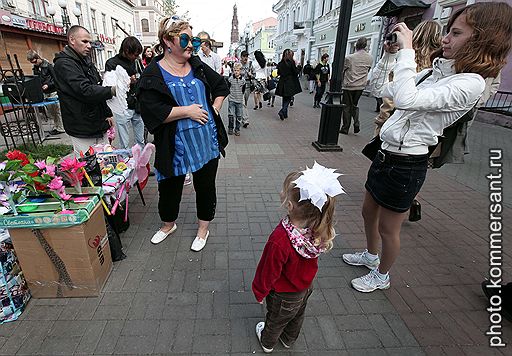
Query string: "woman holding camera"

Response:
xmin=343 ymin=2 xmax=512 ymax=292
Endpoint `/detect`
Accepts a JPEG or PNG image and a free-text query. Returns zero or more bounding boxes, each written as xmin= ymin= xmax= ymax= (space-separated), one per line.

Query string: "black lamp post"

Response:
xmin=312 ymin=0 xmax=354 ymax=152
xmin=58 ymin=0 xmax=71 ymax=31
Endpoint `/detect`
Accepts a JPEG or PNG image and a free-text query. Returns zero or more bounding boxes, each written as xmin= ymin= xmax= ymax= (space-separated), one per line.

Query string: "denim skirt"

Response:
xmin=365 ymin=150 xmax=428 ymax=213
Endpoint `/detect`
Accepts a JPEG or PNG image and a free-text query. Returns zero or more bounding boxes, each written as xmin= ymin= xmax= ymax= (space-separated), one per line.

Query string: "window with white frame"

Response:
xmin=90 ymin=9 xmax=97 ymax=33
xmin=102 ymin=13 xmax=107 ymax=34
xmin=141 ymin=19 xmax=149 ymax=32
xmin=28 ymin=0 xmax=48 ymax=16
xmin=111 ymin=18 xmax=117 ymax=36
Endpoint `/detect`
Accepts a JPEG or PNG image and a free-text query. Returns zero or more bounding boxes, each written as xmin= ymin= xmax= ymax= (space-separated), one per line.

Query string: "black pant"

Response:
xmin=314 ymin=82 xmax=326 ymax=104
xmin=157 ymin=157 xmax=219 ymax=222
xmin=261 ymin=289 xmax=313 ymax=349
xmin=341 ymin=89 xmax=363 ymax=132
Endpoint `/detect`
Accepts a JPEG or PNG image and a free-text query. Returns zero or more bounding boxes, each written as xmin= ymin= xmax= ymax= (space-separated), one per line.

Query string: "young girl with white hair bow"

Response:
xmin=252 ymin=162 xmax=345 ymax=353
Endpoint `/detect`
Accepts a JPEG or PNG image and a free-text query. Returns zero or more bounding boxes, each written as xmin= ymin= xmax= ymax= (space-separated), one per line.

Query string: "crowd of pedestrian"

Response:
xmin=16 ymin=2 xmax=512 ymax=353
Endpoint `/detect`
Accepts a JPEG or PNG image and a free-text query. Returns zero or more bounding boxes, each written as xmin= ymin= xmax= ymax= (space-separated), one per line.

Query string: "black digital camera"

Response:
xmin=385 ymin=33 xmax=397 ymax=44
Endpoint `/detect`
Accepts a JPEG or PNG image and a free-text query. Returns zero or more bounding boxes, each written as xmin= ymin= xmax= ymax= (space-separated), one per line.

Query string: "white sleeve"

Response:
xmin=369 ymin=52 xmax=396 ymax=84
xmin=381 ymin=49 xmax=485 ymax=112
xmin=214 ymin=54 xmax=222 ymax=74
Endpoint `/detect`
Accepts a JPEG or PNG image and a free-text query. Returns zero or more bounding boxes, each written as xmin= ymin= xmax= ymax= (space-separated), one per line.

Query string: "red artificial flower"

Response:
xmin=5 ymin=150 xmax=29 ymax=166
xmin=35 ymin=181 xmax=46 ymax=191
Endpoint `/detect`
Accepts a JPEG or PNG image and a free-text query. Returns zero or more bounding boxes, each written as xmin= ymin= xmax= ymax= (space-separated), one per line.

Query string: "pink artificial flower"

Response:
xmin=44 ymin=164 xmax=56 ymax=177
xmin=47 ymin=176 xmax=64 ymax=191
xmin=34 ymin=160 xmax=46 ymax=170
xmin=58 ymin=189 xmax=72 ymax=201
xmin=60 ymin=157 xmax=86 ymax=173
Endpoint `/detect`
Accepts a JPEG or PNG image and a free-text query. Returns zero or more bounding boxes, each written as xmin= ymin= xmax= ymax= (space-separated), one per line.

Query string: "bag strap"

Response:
xmin=416 ymin=70 xmax=433 ymax=86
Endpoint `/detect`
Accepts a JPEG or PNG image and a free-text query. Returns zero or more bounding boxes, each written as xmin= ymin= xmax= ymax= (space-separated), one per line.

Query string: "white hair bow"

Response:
xmin=292 ymin=161 xmax=346 ymax=211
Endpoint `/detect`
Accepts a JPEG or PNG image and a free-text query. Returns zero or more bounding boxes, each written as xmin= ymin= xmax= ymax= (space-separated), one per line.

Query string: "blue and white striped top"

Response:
xmin=156 ymin=63 xmax=219 ymax=180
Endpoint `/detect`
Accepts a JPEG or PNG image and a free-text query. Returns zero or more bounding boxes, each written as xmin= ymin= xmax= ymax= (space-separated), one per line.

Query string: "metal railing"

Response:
xmin=480 ymin=90 xmax=512 ymax=116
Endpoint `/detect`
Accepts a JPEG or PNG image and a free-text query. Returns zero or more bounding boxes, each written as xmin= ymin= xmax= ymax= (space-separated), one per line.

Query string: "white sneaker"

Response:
xmin=342 ymin=249 xmax=380 ymax=269
xmin=190 ymin=230 xmax=209 ymax=252
xmin=183 ymin=173 xmax=192 ymax=186
xmin=351 ymin=269 xmax=390 ymax=293
xmin=278 ymin=336 xmax=290 ymax=348
xmin=255 ymin=322 xmax=273 ymax=353
xmin=150 ymin=224 xmax=177 ymax=244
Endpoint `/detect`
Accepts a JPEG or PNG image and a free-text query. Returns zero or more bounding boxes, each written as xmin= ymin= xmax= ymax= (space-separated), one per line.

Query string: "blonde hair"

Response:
xmin=282 ymin=171 xmax=337 ymax=251
xmin=156 ymin=16 xmax=193 ymax=54
xmin=232 ymin=62 xmax=242 ymax=71
xmin=412 ymin=21 xmax=442 ymax=72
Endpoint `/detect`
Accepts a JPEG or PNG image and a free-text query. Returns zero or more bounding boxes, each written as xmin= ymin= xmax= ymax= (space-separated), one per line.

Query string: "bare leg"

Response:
xmin=197 ymin=219 xmax=209 ymax=239
xmin=160 ymin=221 xmax=176 ymax=233
xmin=361 ymin=192 xmax=381 ymax=255
xmin=377 ymin=208 xmax=407 ymax=273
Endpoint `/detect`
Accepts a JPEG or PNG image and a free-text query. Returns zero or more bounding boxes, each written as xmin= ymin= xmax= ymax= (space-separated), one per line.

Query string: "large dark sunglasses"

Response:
xmin=179 ymin=34 xmax=201 ymax=52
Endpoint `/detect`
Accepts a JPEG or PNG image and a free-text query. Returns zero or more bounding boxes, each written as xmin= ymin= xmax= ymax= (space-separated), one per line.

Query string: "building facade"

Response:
xmin=0 ymin=0 xmax=136 ymax=73
xmin=133 ymin=0 xmax=165 ymax=49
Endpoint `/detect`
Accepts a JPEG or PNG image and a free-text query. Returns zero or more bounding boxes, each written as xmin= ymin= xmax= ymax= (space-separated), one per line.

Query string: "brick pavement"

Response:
xmin=0 ymin=92 xmax=510 ymax=355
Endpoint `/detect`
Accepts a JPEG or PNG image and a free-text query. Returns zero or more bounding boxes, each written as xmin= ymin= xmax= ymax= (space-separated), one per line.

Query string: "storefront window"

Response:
xmin=76 ymin=3 xmax=83 ymax=26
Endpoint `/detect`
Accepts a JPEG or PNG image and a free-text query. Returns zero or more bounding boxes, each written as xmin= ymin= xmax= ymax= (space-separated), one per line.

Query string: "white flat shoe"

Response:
xmin=190 ymin=230 xmax=209 ymax=252
xmin=150 ymin=224 xmax=177 ymax=244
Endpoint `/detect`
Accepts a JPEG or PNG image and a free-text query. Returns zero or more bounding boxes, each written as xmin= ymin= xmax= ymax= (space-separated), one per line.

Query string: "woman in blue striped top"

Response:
xmin=138 ymin=16 xmax=229 ymax=251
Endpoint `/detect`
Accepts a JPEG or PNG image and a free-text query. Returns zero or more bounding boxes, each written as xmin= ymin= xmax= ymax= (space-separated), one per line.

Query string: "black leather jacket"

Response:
xmin=53 ymin=46 xmax=113 ymax=138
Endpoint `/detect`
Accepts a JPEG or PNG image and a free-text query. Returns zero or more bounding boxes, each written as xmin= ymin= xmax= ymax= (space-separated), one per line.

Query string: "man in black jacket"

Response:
xmin=53 ymin=25 xmax=116 ymax=155
xmin=26 ymin=49 xmax=64 ymax=135
xmin=104 ymin=36 xmax=144 ymax=150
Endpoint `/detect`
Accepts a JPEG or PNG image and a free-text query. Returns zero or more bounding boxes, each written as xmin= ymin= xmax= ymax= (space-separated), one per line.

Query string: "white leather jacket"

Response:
xmin=380 ymin=49 xmax=485 ymax=155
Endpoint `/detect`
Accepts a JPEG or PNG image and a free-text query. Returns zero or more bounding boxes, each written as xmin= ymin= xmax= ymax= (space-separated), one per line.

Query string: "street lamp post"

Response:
xmin=73 ymin=7 xmax=82 ymax=25
xmin=312 ymin=0 xmax=354 ymax=152
xmin=47 ymin=6 xmax=56 ymax=24
xmin=58 ymin=0 xmax=71 ymax=31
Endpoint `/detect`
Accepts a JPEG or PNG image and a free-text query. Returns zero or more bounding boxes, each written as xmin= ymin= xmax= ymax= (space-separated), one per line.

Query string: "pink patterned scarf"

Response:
xmin=281 ymin=216 xmax=326 ymax=259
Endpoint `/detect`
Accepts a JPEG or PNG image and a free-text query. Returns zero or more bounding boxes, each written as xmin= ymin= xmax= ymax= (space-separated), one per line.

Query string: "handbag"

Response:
xmin=362 ymin=135 xmax=382 ymax=161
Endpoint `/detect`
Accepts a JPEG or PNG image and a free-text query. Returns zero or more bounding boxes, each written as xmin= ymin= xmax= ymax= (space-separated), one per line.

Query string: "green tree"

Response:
xmin=162 ymin=0 xmax=189 ymax=20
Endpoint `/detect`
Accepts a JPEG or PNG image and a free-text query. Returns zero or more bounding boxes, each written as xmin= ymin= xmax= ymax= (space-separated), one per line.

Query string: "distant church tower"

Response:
xmin=230 ymin=4 xmax=239 ymax=44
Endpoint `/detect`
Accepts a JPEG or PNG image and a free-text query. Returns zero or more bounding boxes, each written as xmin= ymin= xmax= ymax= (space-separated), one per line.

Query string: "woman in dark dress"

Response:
xmin=275 ymin=49 xmax=301 ymax=120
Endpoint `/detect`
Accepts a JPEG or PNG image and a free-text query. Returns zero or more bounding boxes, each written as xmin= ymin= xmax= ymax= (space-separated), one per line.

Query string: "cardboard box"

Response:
xmin=8 ymin=203 xmax=112 ymax=298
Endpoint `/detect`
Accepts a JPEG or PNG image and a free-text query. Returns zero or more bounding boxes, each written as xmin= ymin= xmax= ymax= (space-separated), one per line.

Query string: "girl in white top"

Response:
xmin=343 ymin=2 xmax=512 ymax=293
xmin=253 ymin=50 xmax=269 ymax=110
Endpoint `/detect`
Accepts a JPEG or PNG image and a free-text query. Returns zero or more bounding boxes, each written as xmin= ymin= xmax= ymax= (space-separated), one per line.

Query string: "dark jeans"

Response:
xmin=341 ymin=89 xmax=363 ymax=132
xmin=261 ymin=289 xmax=313 ymax=349
xmin=157 ymin=157 xmax=219 ymax=222
xmin=314 ymin=82 xmax=326 ymax=104
xmin=279 ymin=96 xmax=293 ymax=118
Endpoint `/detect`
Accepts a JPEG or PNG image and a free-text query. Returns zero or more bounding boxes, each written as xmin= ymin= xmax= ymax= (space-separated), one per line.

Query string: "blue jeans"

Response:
xmin=228 ymin=101 xmax=243 ymax=132
xmin=114 ymin=109 xmax=145 ymax=149
xmin=279 ymin=96 xmax=292 ymax=118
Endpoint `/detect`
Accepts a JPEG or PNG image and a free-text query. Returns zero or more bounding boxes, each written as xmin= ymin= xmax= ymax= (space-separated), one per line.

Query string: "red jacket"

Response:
xmin=252 ymin=222 xmax=318 ymax=302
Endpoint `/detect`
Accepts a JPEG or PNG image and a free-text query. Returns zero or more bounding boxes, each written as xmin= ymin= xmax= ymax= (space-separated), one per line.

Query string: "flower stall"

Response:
xmin=0 ymin=150 xmax=112 ymax=298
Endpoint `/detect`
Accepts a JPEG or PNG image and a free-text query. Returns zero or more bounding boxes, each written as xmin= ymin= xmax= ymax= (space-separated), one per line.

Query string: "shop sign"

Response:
xmin=0 ymin=10 xmax=63 ymax=35
xmin=26 ymin=19 xmax=64 ymax=35
xmin=98 ymin=34 xmax=115 ymax=45
xmin=355 ymin=23 xmax=366 ymax=32
xmin=11 ymin=15 xmax=27 ymax=28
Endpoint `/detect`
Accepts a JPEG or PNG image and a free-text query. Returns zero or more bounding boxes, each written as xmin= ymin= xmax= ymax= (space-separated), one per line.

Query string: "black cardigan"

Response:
xmin=137 ymin=54 xmax=229 ymax=177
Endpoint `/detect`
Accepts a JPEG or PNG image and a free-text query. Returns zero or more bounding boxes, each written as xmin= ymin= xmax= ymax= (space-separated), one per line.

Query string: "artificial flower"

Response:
xmin=5 ymin=150 xmax=29 ymax=166
xmin=47 ymin=176 xmax=64 ymax=191
xmin=34 ymin=160 xmax=46 ymax=170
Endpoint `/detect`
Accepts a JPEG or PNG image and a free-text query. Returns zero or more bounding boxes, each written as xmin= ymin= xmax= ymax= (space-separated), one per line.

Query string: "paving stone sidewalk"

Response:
xmin=0 ymin=93 xmax=510 ymax=355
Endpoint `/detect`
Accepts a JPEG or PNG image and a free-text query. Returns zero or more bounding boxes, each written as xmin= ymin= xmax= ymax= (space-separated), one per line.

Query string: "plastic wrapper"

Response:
xmin=103 ymin=66 xmax=130 ymax=116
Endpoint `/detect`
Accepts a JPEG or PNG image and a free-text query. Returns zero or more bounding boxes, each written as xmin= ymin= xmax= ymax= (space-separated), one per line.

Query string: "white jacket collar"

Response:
xmin=432 ymin=57 xmax=456 ymax=78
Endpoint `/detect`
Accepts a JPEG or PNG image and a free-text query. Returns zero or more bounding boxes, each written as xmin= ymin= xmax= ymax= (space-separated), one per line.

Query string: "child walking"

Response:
xmin=227 ymin=63 xmax=246 ymax=136
xmin=252 ymin=162 xmax=345 ymax=353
